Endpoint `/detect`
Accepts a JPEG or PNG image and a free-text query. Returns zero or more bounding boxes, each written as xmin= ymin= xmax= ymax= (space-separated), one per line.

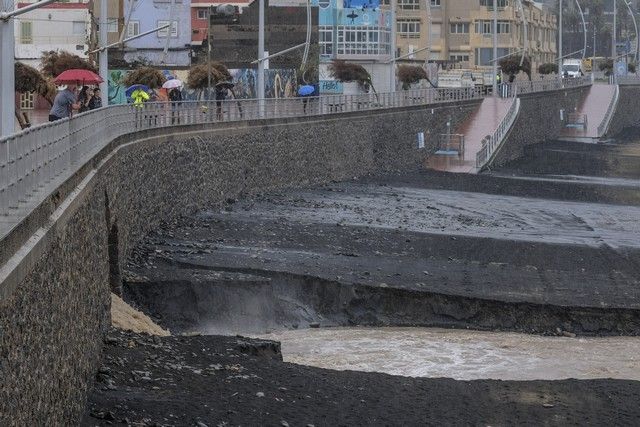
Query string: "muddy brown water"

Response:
xmin=258 ymin=327 xmax=640 ymax=381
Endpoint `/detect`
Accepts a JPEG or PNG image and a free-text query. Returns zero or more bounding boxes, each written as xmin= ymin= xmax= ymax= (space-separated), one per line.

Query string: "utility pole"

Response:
xmin=0 ymin=1 xmax=15 ymax=136
xmin=493 ymin=0 xmax=498 ymax=96
xmin=257 ymin=0 xmax=265 ymax=115
xmin=425 ymin=0 xmax=431 ymax=66
xmin=558 ymin=0 xmax=563 ymax=82
xmin=390 ymin=0 xmax=397 ymax=92
xmin=99 ymin=0 xmax=108 ymax=98
xmin=613 ymin=0 xmax=617 ymax=60
xmin=1 ymin=0 xmax=56 ymax=136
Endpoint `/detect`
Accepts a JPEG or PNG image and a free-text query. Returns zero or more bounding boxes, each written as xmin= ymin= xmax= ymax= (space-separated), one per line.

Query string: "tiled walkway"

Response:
xmin=426 ymin=97 xmax=513 ymax=173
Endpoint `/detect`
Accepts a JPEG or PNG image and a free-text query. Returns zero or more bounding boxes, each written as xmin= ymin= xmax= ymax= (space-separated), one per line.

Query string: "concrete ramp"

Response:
xmin=560 ymin=84 xmax=617 ymax=141
xmin=426 ymin=97 xmax=514 ymax=173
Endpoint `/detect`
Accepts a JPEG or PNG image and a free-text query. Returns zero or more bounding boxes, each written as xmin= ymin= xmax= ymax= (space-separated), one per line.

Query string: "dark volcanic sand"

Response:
xmin=83 ymin=140 xmax=640 ymax=425
xmin=82 ymin=329 xmax=640 ymax=427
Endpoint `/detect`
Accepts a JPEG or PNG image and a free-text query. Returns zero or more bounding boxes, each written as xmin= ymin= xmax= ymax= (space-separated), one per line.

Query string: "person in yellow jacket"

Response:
xmin=131 ymin=89 xmax=150 ymax=107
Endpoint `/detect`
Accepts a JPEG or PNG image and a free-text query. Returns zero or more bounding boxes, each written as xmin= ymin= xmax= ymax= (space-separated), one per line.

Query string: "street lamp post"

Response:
xmin=390 ymin=0 xmax=397 ymax=92
xmin=623 ymin=0 xmax=638 ymax=65
xmin=0 ymin=0 xmax=57 ymax=137
xmin=0 ymin=1 xmax=15 ymax=136
xmin=257 ymin=0 xmax=265 ymax=116
xmin=558 ymin=0 xmax=563 ymax=82
xmin=492 ymin=0 xmax=498 ymax=97
xmin=99 ymin=0 xmax=108 ymax=99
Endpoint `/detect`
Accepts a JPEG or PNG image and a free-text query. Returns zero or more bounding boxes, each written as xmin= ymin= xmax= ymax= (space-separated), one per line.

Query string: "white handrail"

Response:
xmin=475 ymin=97 xmax=521 ymax=169
xmin=597 ymin=84 xmax=619 ymax=137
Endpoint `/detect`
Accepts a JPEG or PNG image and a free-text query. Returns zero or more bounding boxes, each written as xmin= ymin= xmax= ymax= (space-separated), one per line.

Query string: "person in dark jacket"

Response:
xmin=169 ymin=88 xmax=182 ymax=124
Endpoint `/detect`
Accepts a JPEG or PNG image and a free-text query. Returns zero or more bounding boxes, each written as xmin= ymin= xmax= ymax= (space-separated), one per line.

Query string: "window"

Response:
xmin=450 ymin=22 xmax=469 ymax=34
xmin=474 ymin=20 xmax=509 ymax=34
xmin=431 ymin=23 xmax=441 ymax=39
xmin=480 ymin=0 xmax=508 ymax=8
xmin=398 ymin=19 xmax=421 ymax=39
xmin=431 ymin=0 xmax=441 ymax=6
xmin=72 ymin=21 xmax=85 ymax=35
xmin=197 ymin=9 xmax=208 ymax=19
xmin=157 ymin=20 xmax=178 ymax=38
xmin=128 ymin=21 xmax=140 ymax=37
xmin=336 ymin=25 xmax=390 ymax=56
xmin=20 ymin=92 xmax=35 ymax=110
xmin=106 ymin=18 xmax=118 ymax=33
xmin=20 ymin=21 xmax=32 ymax=44
xmin=398 ymin=0 xmax=420 ymax=10
xmin=475 ymin=47 xmax=510 ymax=65
xmin=450 ymin=53 xmax=470 ymax=63
xmin=319 ymin=25 xmax=333 ymax=56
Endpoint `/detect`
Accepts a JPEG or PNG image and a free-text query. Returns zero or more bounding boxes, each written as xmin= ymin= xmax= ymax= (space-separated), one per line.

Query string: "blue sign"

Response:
xmin=615 ymin=60 xmax=628 ymax=77
xmin=343 ymin=0 xmax=380 ymax=9
xmin=320 ymin=80 xmax=344 ymax=94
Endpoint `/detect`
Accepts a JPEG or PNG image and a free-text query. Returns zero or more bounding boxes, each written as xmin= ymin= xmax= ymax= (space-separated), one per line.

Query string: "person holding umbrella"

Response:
xmin=163 ymin=79 xmax=183 ymax=125
xmin=50 ymin=69 xmax=103 ymax=122
xmin=298 ymin=84 xmax=315 ymax=114
xmin=49 ymin=84 xmax=81 ymax=122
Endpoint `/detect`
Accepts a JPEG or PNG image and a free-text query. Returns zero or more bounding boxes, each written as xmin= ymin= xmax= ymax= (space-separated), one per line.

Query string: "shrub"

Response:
xmin=40 ymin=50 xmax=97 ymax=78
xmin=123 ymin=67 xmax=166 ymax=88
xmin=499 ymin=55 xmax=532 ymax=82
xmin=397 ymin=65 xmax=427 ymax=90
xmin=187 ymin=62 xmax=232 ymax=89
xmin=538 ymin=63 xmax=558 ymax=75
xmin=15 ymin=62 xmax=56 ymax=105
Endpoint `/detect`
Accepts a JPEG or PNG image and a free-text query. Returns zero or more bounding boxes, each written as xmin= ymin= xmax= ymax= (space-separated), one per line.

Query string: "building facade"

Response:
xmin=190 ymin=0 xmax=250 ymax=46
xmin=317 ymin=0 xmax=394 ymax=93
xmin=392 ymin=0 xmax=557 ymax=71
xmin=122 ymin=0 xmax=192 ymax=67
xmin=14 ymin=1 xmax=91 ymax=68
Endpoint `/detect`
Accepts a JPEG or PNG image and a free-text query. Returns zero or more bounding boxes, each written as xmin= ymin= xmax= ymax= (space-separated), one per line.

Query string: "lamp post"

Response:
xmin=257 ymin=0 xmax=265 ymax=115
xmin=623 ymin=0 xmax=638 ymax=64
xmin=0 ymin=1 xmax=14 ymax=136
xmin=99 ymin=0 xmax=108 ymax=99
xmin=492 ymin=0 xmax=498 ymax=97
xmin=558 ymin=0 xmax=563 ymax=82
xmin=0 ymin=0 xmax=57 ymax=137
xmin=613 ymin=0 xmax=617 ymax=60
xmin=390 ymin=0 xmax=397 ymax=92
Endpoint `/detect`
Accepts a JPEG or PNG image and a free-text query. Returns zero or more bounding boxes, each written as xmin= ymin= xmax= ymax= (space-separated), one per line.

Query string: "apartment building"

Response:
xmin=14 ymin=1 xmax=91 ymax=68
xmin=121 ymin=0 xmax=192 ymax=67
xmin=392 ymin=0 xmax=557 ymax=71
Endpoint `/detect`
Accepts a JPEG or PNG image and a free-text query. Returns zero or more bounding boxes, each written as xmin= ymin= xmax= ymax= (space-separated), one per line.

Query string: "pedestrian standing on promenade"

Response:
xmin=88 ymin=88 xmax=103 ymax=110
xmin=215 ymin=85 xmax=228 ymax=121
xmin=169 ymin=88 xmax=182 ymax=124
xmin=49 ymin=84 xmax=80 ymax=122
xmin=78 ymin=86 xmax=90 ymax=112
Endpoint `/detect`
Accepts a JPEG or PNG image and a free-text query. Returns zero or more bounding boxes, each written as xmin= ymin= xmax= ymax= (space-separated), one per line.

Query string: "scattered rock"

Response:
xmin=256 ymin=392 xmax=265 ymax=398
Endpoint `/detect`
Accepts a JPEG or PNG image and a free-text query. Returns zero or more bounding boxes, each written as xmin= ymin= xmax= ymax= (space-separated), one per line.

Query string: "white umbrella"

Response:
xmin=162 ymin=79 xmax=183 ymax=89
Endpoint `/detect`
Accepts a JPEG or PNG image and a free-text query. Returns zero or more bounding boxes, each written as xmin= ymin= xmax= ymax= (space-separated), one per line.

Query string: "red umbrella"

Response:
xmin=54 ymin=69 xmax=103 ymax=85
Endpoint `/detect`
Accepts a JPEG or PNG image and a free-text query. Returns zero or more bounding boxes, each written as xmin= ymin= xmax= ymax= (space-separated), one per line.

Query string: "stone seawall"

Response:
xmin=0 ymin=100 xmax=478 ymax=424
xmin=607 ymin=85 xmax=640 ymax=137
xmin=489 ymin=86 xmax=590 ymax=167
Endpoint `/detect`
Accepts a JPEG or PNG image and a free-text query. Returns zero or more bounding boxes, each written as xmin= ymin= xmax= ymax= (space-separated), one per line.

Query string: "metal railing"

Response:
xmin=566 ymin=112 xmax=588 ymax=130
xmin=508 ymin=76 xmax=592 ymax=95
xmin=0 ymin=87 xmax=485 ymax=225
xmin=435 ymin=133 xmax=465 ymax=157
xmin=475 ymin=97 xmax=521 ymax=169
xmin=612 ymin=75 xmax=640 ymax=85
xmin=597 ymin=84 xmax=619 ymax=137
